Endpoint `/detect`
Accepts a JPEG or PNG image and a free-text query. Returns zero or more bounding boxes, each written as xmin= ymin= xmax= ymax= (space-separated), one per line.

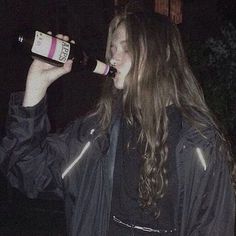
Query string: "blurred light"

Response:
xmin=155 ymin=0 xmax=182 ymax=24
xmin=113 ymin=0 xmax=182 ymax=24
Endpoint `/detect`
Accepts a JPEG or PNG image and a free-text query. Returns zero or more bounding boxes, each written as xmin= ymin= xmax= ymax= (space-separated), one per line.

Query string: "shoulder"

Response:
xmin=180 ymin=107 xmax=218 ymax=146
xmin=178 ymin=109 xmax=227 ymax=172
xmin=58 ymin=113 xmax=100 ymax=143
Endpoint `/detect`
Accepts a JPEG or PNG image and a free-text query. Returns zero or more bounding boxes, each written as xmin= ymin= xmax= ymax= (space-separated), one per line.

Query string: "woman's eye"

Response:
xmin=110 ymin=45 xmax=116 ymax=53
xmin=123 ymin=45 xmax=129 ymax=53
xmin=123 ymin=48 xmax=129 ymax=53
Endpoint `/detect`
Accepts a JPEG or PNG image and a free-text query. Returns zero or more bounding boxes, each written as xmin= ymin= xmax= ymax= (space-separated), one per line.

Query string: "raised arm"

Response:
xmin=0 ymin=34 xmax=75 ymax=199
xmin=23 ymin=34 xmax=73 ymax=107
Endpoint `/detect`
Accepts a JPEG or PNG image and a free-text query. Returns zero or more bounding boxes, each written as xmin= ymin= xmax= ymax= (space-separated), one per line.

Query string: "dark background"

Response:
xmin=0 ymin=0 xmax=235 ymax=235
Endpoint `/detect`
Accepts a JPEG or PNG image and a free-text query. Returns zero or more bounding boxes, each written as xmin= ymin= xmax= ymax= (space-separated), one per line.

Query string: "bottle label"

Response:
xmin=31 ymin=31 xmax=70 ymax=63
xmin=94 ymin=60 xmax=110 ymax=75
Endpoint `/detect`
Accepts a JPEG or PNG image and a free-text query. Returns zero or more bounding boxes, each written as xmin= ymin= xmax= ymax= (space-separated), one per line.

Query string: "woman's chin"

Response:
xmin=113 ymin=78 xmax=124 ymax=90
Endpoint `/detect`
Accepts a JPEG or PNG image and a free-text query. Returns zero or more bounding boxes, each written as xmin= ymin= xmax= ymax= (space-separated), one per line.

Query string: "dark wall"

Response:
xmin=0 ymin=0 xmax=114 ymax=133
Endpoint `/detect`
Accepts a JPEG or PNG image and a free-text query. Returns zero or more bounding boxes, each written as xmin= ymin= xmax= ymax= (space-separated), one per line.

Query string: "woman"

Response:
xmin=0 ymin=10 xmax=235 ymax=236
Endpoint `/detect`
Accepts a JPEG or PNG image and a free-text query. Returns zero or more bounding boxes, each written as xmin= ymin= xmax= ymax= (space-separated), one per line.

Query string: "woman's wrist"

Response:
xmin=22 ymin=86 xmax=47 ymax=107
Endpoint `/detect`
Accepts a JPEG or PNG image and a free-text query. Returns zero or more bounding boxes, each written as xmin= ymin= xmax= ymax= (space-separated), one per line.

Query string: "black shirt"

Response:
xmin=111 ymin=105 xmax=182 ymax=229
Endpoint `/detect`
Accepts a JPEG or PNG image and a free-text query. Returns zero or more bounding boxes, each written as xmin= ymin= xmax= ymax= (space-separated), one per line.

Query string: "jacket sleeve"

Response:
xmin=0 ymin=92 xmax=73 ymax=199
xmin=179 ymin=129 xmax=235 ymax=236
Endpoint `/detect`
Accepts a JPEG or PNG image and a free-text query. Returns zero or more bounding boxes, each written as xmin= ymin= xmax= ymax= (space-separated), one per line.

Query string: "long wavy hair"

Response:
xmin=94 ymin=11 xmax=236 ymax=217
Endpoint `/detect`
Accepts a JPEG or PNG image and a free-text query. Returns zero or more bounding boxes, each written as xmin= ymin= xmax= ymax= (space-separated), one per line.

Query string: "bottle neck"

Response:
xmin=106 ymin=66 xmax=117 ymax=78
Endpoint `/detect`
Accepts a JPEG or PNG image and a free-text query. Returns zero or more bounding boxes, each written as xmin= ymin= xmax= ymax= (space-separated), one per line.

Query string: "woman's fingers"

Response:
xmin=63 ymin=35 xmax=69 ymax=41
xmin=55 ymin=34 xmax=70 ymax=41
xmin=46 ymin=32 xmax=75 ymax=44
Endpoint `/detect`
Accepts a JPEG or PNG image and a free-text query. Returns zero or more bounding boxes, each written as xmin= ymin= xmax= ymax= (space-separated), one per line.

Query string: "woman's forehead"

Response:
xmin=112 ymin=23 xmax=127 ymax=41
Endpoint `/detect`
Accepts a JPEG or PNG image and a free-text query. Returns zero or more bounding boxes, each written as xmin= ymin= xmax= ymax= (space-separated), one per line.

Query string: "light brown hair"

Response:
xmin=95 ymin=11 xmax=235 ymax=218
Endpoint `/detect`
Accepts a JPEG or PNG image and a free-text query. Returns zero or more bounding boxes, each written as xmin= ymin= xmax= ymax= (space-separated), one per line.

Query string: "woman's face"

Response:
xmin=110 ymin=24 xmax=132 ymax=90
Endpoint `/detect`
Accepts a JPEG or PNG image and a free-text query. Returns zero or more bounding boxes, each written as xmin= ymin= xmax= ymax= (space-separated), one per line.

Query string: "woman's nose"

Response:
xmin=110 ymin=50 xmax=123 ymax=66
xmin=110 ymin=58 xmax=118 ymax=66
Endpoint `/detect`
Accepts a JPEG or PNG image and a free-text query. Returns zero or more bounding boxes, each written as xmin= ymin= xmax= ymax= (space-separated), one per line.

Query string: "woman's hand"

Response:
xmin=23 ymin=33 xmax=74 ymax=107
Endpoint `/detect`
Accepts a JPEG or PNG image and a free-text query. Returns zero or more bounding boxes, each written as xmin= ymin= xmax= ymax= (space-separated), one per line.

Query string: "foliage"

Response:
xmin=204 ymin=22 xmax=236 ymax=136
xmin=185 ymin=22 xmax=236 ymax=140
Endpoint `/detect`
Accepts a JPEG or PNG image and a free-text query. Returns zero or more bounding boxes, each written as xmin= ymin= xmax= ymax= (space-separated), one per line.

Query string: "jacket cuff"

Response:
xmin=8 ymin=92 xmax=47 ymax=118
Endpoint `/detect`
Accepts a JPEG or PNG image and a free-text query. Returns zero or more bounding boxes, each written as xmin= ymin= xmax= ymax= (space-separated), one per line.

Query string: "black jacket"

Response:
xmin=0 ymin=92 xmax=235 ymax=236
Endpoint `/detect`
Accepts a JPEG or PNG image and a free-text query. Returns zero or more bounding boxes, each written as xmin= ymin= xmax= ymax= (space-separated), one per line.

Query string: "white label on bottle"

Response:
xmin=94 ymin=60 xmax=109 ymax=75
xmin=31 ymin=31 xmax=70 ymax=63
